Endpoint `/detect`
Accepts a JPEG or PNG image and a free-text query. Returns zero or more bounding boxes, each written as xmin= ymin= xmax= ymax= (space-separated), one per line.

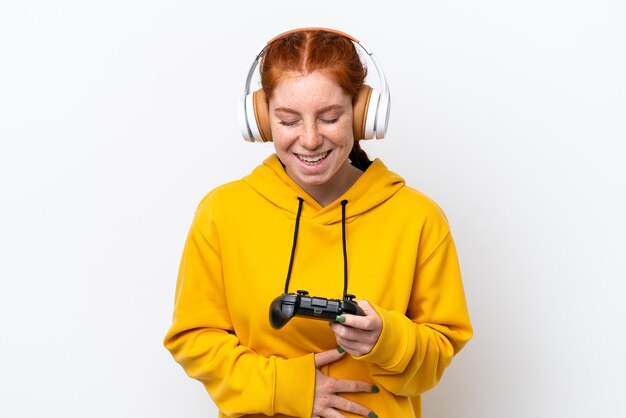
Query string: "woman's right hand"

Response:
xmin=312 ymin=349 xmax=376 ymax=418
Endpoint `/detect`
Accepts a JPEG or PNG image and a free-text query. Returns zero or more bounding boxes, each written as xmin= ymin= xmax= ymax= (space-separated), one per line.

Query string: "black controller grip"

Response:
xmin=269 ymin=290 xmax=365 ymax=330
xmin=340 ymin=299 xmax=365 ymax=316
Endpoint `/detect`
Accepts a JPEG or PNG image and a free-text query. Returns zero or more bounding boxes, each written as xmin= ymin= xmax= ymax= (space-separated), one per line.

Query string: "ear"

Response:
xmin=252 ymin=89 xmax=272 ymax=142
xmin=353 ymin=85 xmax=373 ymax=140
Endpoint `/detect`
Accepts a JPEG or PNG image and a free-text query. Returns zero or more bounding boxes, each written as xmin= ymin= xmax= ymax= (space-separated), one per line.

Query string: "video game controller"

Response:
xmin=269 ymin=290 xmax=365 ymax=329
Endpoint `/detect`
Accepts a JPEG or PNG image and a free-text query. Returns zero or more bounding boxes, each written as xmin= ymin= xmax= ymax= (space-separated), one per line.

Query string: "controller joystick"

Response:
xmin=269 ymin=290 xmax=365 ymax=329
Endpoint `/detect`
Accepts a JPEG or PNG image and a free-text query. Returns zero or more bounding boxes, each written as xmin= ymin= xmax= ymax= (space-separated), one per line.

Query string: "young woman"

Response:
xmin=164 ymin=28 xmax=472 ymax=418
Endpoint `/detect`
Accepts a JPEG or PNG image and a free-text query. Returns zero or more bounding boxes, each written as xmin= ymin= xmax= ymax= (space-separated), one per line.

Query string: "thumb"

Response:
xmin=314 ymin=347 xmax=346 ymax=368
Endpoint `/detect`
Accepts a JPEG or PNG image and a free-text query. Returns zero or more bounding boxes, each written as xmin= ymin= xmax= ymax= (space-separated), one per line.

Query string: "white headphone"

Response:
xmin=238 ymin=27 xmax=391 ymax=143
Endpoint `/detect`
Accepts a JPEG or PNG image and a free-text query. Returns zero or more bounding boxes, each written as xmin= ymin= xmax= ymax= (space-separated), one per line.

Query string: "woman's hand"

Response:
xmin=330 ymin=300 xmax=382 ymax=357
xmin=313 ymin=349 xmax=376 ymax=418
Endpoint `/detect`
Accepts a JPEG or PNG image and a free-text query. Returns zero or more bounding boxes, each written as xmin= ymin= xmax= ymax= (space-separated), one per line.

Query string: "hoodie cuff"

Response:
xmin=353 ymin=303 xmax=416 ymax=372
xmin=274 ymin=353 xmax=316 ymax=416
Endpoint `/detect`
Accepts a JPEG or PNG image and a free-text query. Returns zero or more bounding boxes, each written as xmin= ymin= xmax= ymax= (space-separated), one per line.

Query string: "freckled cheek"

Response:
xmin=272 ymin=128 xmax=299 ymax=148
xmin=270 ymin=123 xmax=288 ymax=137
xmin=326 ymin=129 xmax=354 ymax=147
xmin=274 ymin=141 xmax=294 ymax=154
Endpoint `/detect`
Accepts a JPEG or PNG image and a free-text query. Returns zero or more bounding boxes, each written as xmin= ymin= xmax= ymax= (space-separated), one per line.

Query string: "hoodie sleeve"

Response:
xmin=354 ymin=230 xmax=473 ymax=396
xmin=163 ymin=203 xmax=316 ymax=417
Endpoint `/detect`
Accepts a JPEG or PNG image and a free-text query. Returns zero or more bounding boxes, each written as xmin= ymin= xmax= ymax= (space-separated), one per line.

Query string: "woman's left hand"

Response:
xmin=330 ymin=300 xmax=382 ymax=357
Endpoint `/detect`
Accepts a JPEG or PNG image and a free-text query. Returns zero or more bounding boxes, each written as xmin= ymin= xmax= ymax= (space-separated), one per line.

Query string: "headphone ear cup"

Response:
xmin=353 ymin=85 xmax=383 ymax=140
xmin=252 ymin=89 xmax=272 ymax=142
xmin=239 ymin=92 xmax=253 ymax=142
xmin=353 ymin=85 xmax=373 ymax=140
xmin=375 ymin=87 xmax=390 ymax=139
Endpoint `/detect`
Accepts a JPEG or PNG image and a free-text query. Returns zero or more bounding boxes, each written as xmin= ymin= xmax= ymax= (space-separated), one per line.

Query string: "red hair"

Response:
xmin=260 ymin=29 xmax=367 ymax=102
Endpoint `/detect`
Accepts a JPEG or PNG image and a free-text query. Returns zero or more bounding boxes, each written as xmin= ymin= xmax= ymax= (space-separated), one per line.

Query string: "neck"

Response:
xmin=295 ymin=163 xmax=363 ymax=207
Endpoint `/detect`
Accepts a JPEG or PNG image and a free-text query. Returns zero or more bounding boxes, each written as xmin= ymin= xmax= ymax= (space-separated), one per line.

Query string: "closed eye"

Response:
xmin=279 ymin=120 xmax=299 ymax=127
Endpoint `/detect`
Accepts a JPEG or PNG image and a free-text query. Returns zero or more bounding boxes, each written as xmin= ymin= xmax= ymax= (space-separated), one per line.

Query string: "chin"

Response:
xmin=295 ymin=173 xmax=330 ymax=185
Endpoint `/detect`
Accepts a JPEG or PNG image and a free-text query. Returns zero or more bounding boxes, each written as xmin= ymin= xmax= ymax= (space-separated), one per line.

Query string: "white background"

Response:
xmin=1 ymin=1 xmax=625 ymax=417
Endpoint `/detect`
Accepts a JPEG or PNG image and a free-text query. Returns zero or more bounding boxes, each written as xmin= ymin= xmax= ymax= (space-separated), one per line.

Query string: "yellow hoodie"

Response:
xmin=164 ymin=154 xmax=472 ymax=417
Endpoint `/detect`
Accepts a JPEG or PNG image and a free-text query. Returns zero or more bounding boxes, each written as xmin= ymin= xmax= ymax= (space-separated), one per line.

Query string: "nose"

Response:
xmin=299 ymin=120 xmax=323 ymax=150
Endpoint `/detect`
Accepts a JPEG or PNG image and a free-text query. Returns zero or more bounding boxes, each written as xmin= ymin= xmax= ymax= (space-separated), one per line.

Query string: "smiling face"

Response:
xmin=269 ymin=70 xmax=361 ymax=205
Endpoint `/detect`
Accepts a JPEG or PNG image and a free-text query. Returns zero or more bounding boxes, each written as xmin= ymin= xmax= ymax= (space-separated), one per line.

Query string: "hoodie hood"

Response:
xmin=243 ymin=154 xmax=405 ymax=225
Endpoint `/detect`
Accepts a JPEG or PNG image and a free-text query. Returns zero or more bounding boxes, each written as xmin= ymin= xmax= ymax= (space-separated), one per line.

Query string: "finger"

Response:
xmin=331 ymin=323 xmax=378 ymax=344
xmin=330 ymin=327 xmax=376 ymax=357
xmin=334 ymin=337 xmax=373 ymax=357
xmin=336 ymin=315 xmax=373 ymax=331
xmin=329 ymin=377 xmax=374 ymax=394
xmin=314 ymin=347 xmax=346 ymax=368
xmin=329 ymin=394 xmax=372 ymax=417
xmin=318 ymin=406 xmax=348 ymax=418
xmin=337 ymin=301 xmax=381 ymax=331
xmin=331 ymin=323 xmax=380 ymax=357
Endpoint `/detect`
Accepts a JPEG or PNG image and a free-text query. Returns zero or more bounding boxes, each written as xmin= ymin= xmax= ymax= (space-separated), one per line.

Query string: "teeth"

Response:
xmin=298 ymin=151 xmax=328 ymax=163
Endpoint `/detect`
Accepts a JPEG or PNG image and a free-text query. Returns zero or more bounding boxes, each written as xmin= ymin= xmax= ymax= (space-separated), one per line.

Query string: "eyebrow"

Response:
xmin=273 ymin=104 xmax=345 ymax=115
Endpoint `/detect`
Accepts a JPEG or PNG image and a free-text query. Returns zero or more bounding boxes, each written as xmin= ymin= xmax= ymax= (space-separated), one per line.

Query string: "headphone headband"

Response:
xmin=238 ymin=27 xmax=391 ymax=142
xmin=266 ymin=27 xmax=360 ymax=44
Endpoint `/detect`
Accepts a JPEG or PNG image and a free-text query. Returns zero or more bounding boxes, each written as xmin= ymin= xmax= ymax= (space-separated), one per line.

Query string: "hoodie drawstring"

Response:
xmin=283 ymin=198 xmax=351 ymax=298
xmin=283 ymin=197 xmax=304 ymax=294
xmin=340 ymin=199 xmax=349 ymax=298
